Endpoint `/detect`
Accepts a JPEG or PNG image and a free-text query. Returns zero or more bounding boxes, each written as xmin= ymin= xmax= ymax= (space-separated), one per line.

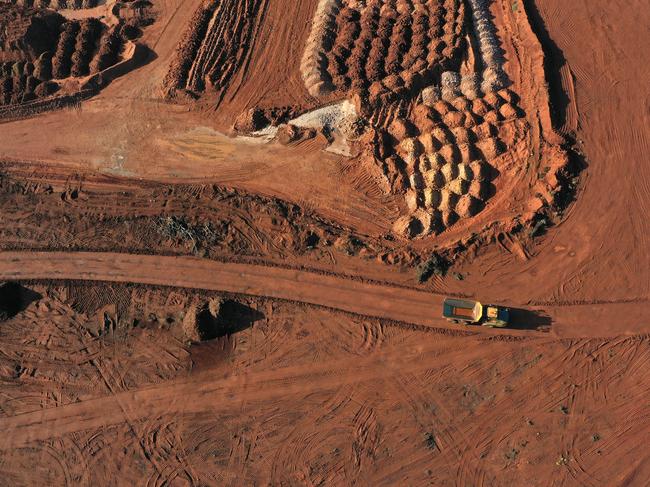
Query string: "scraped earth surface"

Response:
xmin=0 ymin=0 xmax=649 ymax=485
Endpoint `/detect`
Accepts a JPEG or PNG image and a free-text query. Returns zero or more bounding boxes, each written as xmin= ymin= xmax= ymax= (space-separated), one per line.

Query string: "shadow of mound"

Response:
xmin=507 ymin=307 xmax=552 ymax=331
xmin=83 ymin=43 xmax=158 ymax=92
xmin=198 ymin=300 xmax=265 ymax=340
xmin=0 ymin=282 xmax=42 ymax=321
xmin=189 ymin=300 xmax=265 ymax=370
xmin=522 ymin=0 xmax=571 ymax=130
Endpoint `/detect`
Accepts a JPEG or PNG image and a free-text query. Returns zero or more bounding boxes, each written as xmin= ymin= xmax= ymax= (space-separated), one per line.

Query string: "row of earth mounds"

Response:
xmin=5 ymin=0 xmax=100 ymax=9
xmin=466 ymin=0 xmax=509 ymax=94
xmin=294 ymin=0 xmax=573 ymax=243
xmin=296 ymin=0 xmax=538 ymax=240
xmin=0 ymin=4 xmax=146 ymax=107
xmin=357 ymin=88 xmax=527 ymax=237
xmin=163 ymin=0 xmax=264 ymax=103
xmin=302 ymin=0 xmax=466 ymax=98
xmin=0 ymin=19 xmax=121 ymax=104
xmin=0 ymin=4 xmax=63 ymax=57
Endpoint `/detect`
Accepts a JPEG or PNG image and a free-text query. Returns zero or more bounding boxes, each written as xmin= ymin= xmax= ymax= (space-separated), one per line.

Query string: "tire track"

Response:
xmin=0 ymin=331 xmax=523 ymax=450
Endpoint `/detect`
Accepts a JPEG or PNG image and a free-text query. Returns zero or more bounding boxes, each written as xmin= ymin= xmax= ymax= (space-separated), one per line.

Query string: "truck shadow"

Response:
xmin=508 ymin=307 xmax=552 ymax=331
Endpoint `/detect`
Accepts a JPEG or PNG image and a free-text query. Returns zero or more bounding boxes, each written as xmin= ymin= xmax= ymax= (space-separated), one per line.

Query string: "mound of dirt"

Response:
xmin=276 ymin=124 xmax=316 ymax=145
xmin=0 ymin=5 xmax=64 ymax=60
xmin=182 ymin=297 xmax=223 ymax=342
xmin=90 ymin=29 xmax=122 ymax=73
xmin=233 ymin=107 xmax=269 ymax=133
xmin=182 ymin=298 xmax=263 ymax=342
xmin=33 ymin=52 xmax=52 ymax=81
xmin=70 ymin=19 xmax=102 ymax=78
xmin=303 ymin=0 xmax=465 ymax=99
xmin=33 ymin=80 xmax=58 ymax=97
xmin=52 ymin=21 xmax=80 ymax=79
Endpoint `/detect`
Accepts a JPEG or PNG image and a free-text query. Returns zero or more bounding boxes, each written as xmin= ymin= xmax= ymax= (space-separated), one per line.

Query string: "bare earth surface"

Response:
xmin=0 ymin=0 xmax=649 ymax=485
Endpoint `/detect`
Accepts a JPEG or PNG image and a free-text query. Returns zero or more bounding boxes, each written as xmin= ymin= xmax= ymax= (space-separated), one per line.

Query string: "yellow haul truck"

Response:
xmin=442 ymin=298 xmax=510 ymax=328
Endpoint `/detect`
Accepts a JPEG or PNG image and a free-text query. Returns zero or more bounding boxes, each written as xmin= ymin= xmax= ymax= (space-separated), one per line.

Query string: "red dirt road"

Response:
xmin=0 ymin=251 xmax=465 ymax=329
xmin=1 ymin=251 xmax=648 ymax=338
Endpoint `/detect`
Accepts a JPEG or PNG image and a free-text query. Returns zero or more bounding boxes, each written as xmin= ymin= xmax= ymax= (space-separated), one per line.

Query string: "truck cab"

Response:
xmin=483 ymin=305 xmax=510 ymax=328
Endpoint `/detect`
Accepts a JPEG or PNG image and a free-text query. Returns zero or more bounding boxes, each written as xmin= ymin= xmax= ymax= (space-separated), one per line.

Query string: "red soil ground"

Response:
xmin=0 ymin=0 xmax=648 ymax=485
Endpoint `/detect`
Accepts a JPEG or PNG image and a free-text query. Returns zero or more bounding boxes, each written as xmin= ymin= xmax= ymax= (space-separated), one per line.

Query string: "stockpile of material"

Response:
xmin=468 ymin=0 xmax=508 ymax=93
xmin=300 ymin=0 xmax=340 ymax=97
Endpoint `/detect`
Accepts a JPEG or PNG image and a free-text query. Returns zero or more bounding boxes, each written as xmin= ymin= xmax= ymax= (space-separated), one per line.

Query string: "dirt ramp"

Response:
xmin=163 ymin=0 xmax=267 ymax=104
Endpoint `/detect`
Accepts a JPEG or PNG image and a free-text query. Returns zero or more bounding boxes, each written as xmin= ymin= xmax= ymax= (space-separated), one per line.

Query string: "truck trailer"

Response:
xmin=442 ymin=298 xmax=510 ymax=328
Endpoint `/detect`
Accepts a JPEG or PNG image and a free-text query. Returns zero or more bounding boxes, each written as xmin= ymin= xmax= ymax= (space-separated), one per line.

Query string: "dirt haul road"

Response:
xmin=1 ymin=251 xmax=648 ymax=338
xmin=0 ymin=251 xmax=464 ymax=329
